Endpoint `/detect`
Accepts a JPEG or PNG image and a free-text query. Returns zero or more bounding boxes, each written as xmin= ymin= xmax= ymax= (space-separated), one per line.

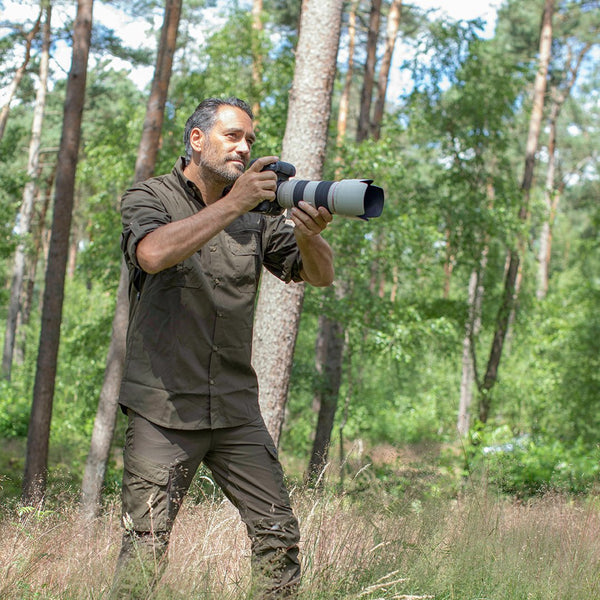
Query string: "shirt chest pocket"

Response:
xmin=225 ymin=229 xmax=261 ymax=292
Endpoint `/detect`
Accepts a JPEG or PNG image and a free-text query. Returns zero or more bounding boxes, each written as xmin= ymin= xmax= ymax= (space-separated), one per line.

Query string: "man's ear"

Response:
xmin=189 ymin=127 xmax=204 ymax=153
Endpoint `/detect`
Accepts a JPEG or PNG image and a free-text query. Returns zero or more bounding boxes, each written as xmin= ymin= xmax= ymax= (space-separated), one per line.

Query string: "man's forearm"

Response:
xmin=136 ymin=198 xmax=243 ymax=274
xmin=297 ymin=233 xmax=334 ymax=287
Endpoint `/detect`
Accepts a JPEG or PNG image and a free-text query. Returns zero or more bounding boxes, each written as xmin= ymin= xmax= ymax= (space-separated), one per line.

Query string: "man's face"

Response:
xmin=198 ymin=106 xmax=256 ymax=185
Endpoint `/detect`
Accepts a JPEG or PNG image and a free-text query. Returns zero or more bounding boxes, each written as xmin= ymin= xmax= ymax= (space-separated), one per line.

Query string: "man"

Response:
xmin=111 ymin=97 xmax=334 ymax=599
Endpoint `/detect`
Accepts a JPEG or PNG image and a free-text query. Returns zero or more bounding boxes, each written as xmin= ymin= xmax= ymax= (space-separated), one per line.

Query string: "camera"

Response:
xmin=251 ymin=160 xmax=384 ymax=221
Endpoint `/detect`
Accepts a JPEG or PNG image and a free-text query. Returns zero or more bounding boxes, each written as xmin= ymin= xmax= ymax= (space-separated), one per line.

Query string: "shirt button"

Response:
xmin=217 ymin=311 xmax=224 ymax=318
xmin=212 ymin=345 xmax=219 ymax=352
xmin=209 ymin=378 xmax=215 ymax=386
xmin=214 ymin=278 xmax=220 ymax=286
xmin=209 ymin=245 xmax=217 ymax=253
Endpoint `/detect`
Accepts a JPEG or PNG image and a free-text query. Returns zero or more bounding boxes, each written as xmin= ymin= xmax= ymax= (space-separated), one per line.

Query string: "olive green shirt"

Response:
xmin=119 ymin=158 xmax=303 ymax=430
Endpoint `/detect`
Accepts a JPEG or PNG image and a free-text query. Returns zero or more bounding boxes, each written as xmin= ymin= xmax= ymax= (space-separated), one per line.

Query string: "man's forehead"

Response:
xmin=215 ymin=105 xmax=253 ymax=128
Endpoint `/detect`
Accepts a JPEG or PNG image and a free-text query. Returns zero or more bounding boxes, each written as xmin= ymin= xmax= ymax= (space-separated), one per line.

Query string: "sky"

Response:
xmin=0 ymin=0 xmax=500 ymax=101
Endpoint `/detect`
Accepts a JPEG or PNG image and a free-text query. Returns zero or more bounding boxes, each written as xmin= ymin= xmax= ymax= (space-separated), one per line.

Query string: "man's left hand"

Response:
xmin=290 ymin=201 xmax=333 ymax=238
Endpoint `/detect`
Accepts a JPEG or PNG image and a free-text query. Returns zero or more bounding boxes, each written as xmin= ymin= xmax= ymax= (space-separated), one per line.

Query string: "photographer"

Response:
xmin=111 ymin=97 xmax=334 ymax=598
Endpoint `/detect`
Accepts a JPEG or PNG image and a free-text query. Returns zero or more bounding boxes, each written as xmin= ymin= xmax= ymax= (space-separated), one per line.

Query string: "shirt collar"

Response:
xmin=174 ymin=156 xmax=206 ymax=207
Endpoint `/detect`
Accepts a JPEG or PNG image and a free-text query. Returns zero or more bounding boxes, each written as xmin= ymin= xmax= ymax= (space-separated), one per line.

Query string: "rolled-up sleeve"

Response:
xmin=121 ymin=185 xmax=172 ymax=269
xmin=262 ymin=216 xmax=303 ymax=283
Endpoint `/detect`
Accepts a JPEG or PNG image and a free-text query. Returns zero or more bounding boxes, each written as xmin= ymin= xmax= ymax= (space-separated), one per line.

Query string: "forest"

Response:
xmin=0 ymin=0 xmax=599 ymax=598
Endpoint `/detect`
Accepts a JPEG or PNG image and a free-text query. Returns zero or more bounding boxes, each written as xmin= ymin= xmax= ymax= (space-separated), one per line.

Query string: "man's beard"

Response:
xmin=199 ymin=153 xmax=246 ymax=185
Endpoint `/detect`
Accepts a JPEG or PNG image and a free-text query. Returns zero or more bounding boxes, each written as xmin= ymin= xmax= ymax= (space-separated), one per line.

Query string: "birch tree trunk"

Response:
xmin=253 ymin=0 xmax=344 ymax=446
xmin=479 ymin=0 xmax=554 ymax=423
xmin=22 ymin=0 xmax=94 ymax=506
xmin=79 ymin=0 xmax=182 ymax=519
xmin=2 ymin=3 xmax=51 ymax=381
xmin=457 ymin=248 xmax=488 ymax=436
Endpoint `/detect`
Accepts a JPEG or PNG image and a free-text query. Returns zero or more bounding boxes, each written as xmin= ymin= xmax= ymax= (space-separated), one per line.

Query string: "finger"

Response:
xmin=248 ymin=156 xmax=279 ymax=172
xmin=291 ymin=206 xmax=321 ymax=233
xmin=317 ymin=206 xmax=333 ymax=223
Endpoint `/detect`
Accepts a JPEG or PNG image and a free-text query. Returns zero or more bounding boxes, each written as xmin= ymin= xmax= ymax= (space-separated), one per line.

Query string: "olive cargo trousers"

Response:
xmin=110 ymin=410 xmax=301 ymax=599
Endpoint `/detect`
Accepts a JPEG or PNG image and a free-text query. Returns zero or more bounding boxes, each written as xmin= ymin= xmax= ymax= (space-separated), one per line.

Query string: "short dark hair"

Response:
xmin=183 ymin=97 xmax=254 ymax=160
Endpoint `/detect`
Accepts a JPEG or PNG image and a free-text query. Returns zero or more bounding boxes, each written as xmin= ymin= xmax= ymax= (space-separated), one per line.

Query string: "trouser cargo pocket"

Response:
xmin=122 ymin=450 xmax=173 ymax=532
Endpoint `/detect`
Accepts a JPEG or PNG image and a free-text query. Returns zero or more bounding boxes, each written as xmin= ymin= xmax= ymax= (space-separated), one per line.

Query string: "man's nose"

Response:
xmin=236 ymin=138 xmax=251 ymax=155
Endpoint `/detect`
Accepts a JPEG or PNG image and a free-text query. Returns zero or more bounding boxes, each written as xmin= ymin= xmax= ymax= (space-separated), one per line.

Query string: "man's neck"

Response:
xmin=183 ymin=160 xmax=226 ymax=206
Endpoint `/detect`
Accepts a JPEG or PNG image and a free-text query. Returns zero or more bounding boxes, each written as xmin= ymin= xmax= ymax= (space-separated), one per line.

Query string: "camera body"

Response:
xmin=250 ymin=160 xmax=384 ymax=221
xmin=252 ymin=161 xmax=297 ymax=217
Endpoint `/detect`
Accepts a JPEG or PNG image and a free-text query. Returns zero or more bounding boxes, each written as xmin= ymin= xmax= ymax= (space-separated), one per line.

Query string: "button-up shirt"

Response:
xmin=119 ymin=158 xmax=303 ymax=430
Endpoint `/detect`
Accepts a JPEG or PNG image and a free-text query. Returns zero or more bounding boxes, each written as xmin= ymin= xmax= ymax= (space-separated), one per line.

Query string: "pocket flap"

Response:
xmin=124 ymin=450 xmax=170 ymax=486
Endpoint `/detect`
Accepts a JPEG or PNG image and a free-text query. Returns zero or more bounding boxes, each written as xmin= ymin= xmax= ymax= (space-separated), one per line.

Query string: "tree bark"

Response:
xmin=79 ymin=0 xmax=182 ymax=519
xmin=457 ymin=248 xmax=487 ymax=436
xmin=0 ymin=6 xmax=42 ymax=142
xmin=3 ymin=3 xmax=51 ymax=381
xmin=479 ymin=0 xmax=554 ymax=424
xmin=307 ymin=309 xmax=345 ymax=481
xmin=253 ymin=0 xmax=344 ymax=446
xmin=336 ymin=0 xmax=359 ymax=148
xmin=22 ymin=0 xmax=94 ymax=506
xmin=357 ymin=0 xmax=382 ymax=143
xmin=372 ymin=0 xmax=402 ymax=140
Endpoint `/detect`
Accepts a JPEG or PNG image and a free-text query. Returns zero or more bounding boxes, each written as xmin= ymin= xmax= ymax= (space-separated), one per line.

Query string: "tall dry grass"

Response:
xmin=1 ymin=481 xmax=600 ymax=599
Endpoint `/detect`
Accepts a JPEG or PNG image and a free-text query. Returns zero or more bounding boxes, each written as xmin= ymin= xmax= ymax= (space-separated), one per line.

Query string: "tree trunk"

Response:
xmin=79 ymin=0 xmax=182 ymax=519
xmin=307 ymin=311 xmax=345 ymax=481
xmin=0 ymin=6 xmax=42 ymax=142
xmin=357 ymin=0 xmax=382 ymax=143
xmin=79 ymin=263 xmax=129 ymax=519
xmin=457 ymin=248 xmax=487 ymax=436
xmin=22 ymin=0 xmax=94 ymax=506
xmin=537 ymin=42 xmax=590 ymax=300
xmin=372 ymin=0 xmax=402 ymax=140
xmin=15 ymin=167 xmax=55 ymax=367
xmin=3 ymin=3 xmax=51 ymax=381
xmin=336 ymin=0 xmax=359 ymax=148
xmin=479 ymin=0 xmax=554 ymax=422
xmin=253 ymin=0 xmax=344 ymax=446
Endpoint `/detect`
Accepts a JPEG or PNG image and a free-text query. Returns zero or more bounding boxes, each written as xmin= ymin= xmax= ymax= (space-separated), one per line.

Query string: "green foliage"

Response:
xmin=469 ymin=428 xmax=600 ymax=497
xmin=1 ymin=0 xmax=599 ymax=508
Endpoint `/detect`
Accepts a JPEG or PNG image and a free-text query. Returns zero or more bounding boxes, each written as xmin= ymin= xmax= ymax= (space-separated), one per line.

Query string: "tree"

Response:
xmin=479 ymin=0 xmax=555 ymax=422
xmin=536 ymin=6 xmax=596 ymax=299
xmin=80 ymin=0 xmax=182 ymax=519
xmin=2 ymin=2 xmax=52 ymax=381
xmin=307 ymin=0 xmax=405 ymax=479
xmin=252 ymin=0 xmax=344 ymax=446
xmin=357 ymin=0 xmax=382 ymax=143
xmin=22 ymin=0 xmax=94 ymax=506
xmin=372 ymin=0 xmax=403 ymax=140
xmin=0 ymin=4 xmax=42 ymax=142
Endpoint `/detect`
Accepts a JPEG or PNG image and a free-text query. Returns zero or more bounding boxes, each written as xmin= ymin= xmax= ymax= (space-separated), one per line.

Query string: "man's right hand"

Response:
xmin=225 ymin=155 xmax=280 ymax=213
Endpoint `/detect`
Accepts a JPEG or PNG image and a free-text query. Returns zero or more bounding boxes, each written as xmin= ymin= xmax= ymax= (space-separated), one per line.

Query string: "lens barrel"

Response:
xmin=276 ymin=179 xmax=384 ymax=220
